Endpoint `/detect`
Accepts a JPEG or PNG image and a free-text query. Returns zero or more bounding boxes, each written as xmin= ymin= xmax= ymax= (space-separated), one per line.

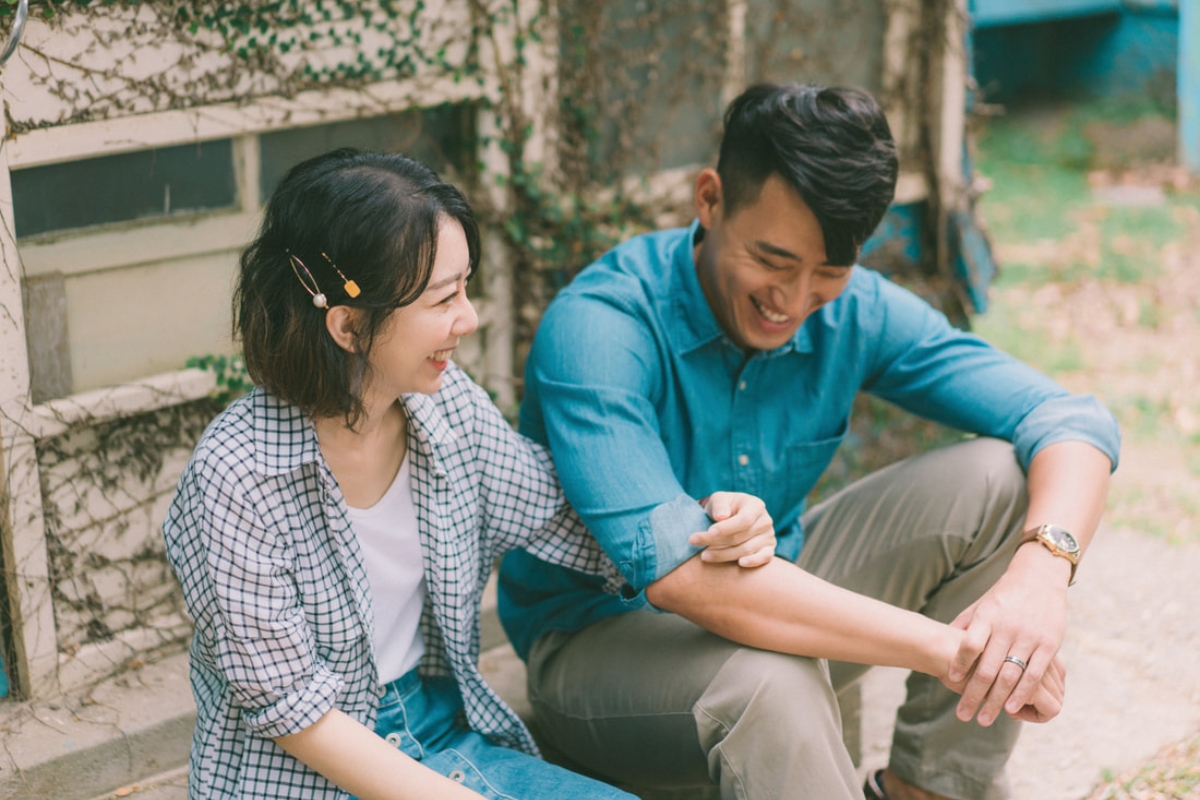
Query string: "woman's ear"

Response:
xmin=324 ymin=306 xmax=362 ymax=353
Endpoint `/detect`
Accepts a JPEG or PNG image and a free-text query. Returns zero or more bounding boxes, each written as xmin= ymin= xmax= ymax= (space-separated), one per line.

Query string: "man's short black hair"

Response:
xmin=234 ymin=148 xmax=480 ymax=426
xmin=717 ymin=83 xmax=899 ymax=266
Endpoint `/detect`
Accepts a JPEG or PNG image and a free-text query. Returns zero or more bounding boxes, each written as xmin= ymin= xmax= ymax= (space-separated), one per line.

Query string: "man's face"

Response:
xmin=693 ymin=171 xmax=853 ymax=352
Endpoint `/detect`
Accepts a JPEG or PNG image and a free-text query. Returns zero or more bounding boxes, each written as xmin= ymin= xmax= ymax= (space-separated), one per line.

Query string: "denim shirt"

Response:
xmin=498 ymin=221 xmax=1120 ymax=660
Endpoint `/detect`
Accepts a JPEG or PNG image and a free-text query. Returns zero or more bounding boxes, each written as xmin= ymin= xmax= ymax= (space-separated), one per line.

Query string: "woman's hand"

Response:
xmin=688 ymin=492 xmax=776 ymax=568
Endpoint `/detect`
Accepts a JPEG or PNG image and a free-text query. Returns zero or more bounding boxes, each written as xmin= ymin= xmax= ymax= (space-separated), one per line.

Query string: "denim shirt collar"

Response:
xmin=667 ymin=219 xmax=814 ymax=359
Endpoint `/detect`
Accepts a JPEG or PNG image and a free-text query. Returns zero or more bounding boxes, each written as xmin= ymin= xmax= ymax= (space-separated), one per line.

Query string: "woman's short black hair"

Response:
xmin=234 ymin=148 xmax=480 ymax=424
xmin=717 ymin=83 xmax=899 ymax=266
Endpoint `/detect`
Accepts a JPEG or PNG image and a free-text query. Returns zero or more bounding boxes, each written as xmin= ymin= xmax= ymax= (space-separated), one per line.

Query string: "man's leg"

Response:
xmin=798 ymin=437 xmax=1029 ymax=800
xmin=526 ymin=608 xmax=861 ymax=800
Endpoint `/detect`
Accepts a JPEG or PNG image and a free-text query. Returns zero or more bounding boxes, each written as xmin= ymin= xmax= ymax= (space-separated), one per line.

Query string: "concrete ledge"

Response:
xmin=0 ymin=588 xmax=512 ymax=800
xmin=0 ymin=650 xmax=194 ymax=800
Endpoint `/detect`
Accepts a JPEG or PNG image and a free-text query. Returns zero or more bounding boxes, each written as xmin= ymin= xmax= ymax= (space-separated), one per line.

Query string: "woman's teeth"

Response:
xmin=431 ymin=349 xmax=454 ymax=361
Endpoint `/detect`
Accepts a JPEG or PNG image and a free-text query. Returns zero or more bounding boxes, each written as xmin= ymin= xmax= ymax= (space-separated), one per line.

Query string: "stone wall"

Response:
xmin=36 ymin=399 xmax=219 ymax=692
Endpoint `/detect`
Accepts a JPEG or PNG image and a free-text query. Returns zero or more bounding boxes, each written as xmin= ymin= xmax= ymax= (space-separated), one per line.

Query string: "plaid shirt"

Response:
xmin=163 ymin=364 xmax=619 ymax=800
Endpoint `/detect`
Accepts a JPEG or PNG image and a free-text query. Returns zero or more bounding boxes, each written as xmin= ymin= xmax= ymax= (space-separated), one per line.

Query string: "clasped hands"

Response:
xmin=689 ymin=492 xmax=1069 ymax=726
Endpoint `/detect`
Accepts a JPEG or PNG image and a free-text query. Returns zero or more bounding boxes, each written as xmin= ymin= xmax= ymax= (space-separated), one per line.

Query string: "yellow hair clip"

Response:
xmin=321 ymin=252 xmax=361 ymax=298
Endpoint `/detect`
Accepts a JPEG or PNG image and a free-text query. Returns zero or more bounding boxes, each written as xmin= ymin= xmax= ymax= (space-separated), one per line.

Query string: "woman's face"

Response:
xmin=365 ymin=216 xmax=479 ymax=399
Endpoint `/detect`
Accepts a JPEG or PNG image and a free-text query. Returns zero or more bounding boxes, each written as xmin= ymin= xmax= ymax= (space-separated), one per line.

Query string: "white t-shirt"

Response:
xmin=345 ymin=455 xmax=426 ymax=684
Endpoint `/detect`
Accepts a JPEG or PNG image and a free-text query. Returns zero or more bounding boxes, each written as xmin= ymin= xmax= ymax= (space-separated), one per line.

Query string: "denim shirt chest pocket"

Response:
xmin=784 ymin=416 xmax=851 ymax=499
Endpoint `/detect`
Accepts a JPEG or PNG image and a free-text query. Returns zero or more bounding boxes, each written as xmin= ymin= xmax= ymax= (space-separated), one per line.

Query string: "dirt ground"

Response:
xmin=971 ymin=101 xmax=1200 ymax=799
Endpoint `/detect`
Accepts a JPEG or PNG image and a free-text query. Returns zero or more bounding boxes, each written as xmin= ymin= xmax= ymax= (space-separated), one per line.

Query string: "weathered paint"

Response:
xmin=1183 ymin=0 xmax=1200 ymax=170
xmin=972 ymin=0 xmax=1120 ymax=28
xmin=974 ymin=8 xmax=1179 ymax=101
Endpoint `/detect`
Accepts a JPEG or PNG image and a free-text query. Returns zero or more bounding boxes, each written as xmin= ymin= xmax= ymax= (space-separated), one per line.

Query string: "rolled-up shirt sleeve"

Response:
xmin=170 ymin=457 xmax=344 ymax=740
xmin=863 ymin=276 xmax=1121 ymax=472
xmin=523 ymin=293 xmax=708 ymax=591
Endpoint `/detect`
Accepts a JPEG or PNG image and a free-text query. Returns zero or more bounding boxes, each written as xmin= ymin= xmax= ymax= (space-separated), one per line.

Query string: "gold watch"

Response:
xmin=1023 ymin=523 xmax=1080 ymax=585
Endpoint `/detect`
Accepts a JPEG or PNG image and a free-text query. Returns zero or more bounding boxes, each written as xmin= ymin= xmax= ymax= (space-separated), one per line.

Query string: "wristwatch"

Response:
xmin=1023 ymin=523 xmax=1081 ymax=585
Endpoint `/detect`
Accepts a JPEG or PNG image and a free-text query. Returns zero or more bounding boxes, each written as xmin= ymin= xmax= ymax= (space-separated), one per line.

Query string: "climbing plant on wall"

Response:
xmin=1 ymin=0 xmax=956 ymax=356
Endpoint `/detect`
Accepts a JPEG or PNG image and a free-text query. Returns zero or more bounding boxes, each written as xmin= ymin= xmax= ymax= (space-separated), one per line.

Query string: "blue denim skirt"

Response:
xmin=373 ymin=668 xmax=634 ymax=799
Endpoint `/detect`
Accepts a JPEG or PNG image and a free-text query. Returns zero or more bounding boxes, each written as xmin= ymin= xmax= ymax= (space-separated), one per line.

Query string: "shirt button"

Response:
xmin=449 ymin=770 xmax=466 ymax=783
xmin=738 ymin=454 xmax=749 ymax=466
xmin=738 ymin=381 xmax=747 ymax=391
xmin=385 ymin=732 xmax=402 ymax=747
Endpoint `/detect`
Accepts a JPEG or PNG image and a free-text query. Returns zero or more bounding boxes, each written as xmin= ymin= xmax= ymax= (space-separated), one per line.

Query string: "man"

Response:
xmin=498 ymin=83 xmax=1119 ymax=799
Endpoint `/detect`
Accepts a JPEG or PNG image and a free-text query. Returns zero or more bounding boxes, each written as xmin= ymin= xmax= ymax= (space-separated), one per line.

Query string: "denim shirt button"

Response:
xmin=449 ymin=770 xmax=466 ymax=783
xmin=385 ymin=732 xmax=402 ymax=747
xmin=738 ymin=454 xmax=749 ymax=466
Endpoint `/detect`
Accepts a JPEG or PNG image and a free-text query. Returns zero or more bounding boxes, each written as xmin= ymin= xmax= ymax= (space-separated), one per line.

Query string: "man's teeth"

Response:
xmin=752 ymin=298 xmax=789 ymax=324
xmin=431 ymin=349 xmax=453 ymax=361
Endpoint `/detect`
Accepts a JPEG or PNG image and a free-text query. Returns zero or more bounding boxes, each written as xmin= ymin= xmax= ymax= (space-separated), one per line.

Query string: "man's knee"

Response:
xmin=914 ymin=437 xmax=1029 ymax=532
xmin=693 ymin=648 xmax=842 ymax=752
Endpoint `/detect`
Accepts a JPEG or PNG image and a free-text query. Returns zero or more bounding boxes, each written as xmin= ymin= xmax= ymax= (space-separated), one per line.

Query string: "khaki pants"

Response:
xmin=526 ymin=438 xmax=1029 ymax=800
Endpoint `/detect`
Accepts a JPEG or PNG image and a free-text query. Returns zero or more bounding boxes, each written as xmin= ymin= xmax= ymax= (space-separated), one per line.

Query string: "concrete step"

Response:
xmin=0 ymin=578 xmax=516 ymax=800
xmin=0 ymin=650 xmax=194 ymax=800
xmin=0 ymin=576 xmax=869 ymax=800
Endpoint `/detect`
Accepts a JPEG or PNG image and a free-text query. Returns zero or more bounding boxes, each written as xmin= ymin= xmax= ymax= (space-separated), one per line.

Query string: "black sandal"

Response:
xmin=863 ymin=769 xmax=890 ymax=800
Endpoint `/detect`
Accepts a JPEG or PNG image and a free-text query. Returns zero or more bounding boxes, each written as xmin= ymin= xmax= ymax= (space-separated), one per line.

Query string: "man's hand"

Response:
xmin=946 ymin=542 xmax=1071 ymax=726
xmin=940 ymin=647 xmax=1067 ymax=725
xmin=688 ymin=492 xmax=776 ymax=567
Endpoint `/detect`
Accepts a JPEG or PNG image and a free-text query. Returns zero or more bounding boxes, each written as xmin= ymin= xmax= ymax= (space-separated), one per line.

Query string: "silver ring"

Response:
xmin=1003 ymin=655 xmax=1028 ymax=670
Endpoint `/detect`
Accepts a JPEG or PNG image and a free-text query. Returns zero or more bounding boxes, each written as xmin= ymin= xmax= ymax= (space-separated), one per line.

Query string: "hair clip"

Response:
xmin=287 ymin=250 xmax=329 ymax=308
xmin=286 ymin=250 xmax=362 ymax=308
xmin=321 ymin=252 xmax=361 ymax=299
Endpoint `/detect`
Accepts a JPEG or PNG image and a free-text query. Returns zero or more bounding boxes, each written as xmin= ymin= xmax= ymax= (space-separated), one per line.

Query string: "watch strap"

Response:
xmin=1023 ymin=523 xmax=1079 ymax=586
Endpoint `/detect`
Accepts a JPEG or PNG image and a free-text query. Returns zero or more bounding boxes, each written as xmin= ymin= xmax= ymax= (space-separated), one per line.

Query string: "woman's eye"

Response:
xmin=439 ymin=291 xmax=459 ymax=305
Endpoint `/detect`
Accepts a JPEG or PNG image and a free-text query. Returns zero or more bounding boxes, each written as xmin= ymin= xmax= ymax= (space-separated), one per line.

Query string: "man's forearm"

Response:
xmin=646 ymin=556 xmax=961 ymax=679
xmin=1022 ymin=440 xmax=1112 ymax=559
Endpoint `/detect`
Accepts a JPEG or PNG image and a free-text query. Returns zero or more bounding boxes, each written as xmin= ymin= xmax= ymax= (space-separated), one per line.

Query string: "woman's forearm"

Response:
xmin=275 ymin=708 xmax=482 ymax=800
xmin=646 ymin=556 xmax=961 ymax=679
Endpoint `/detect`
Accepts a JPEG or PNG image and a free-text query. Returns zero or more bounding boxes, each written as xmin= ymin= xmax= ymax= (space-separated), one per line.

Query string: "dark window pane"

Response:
xmin=259 ymin=105 xmax=476 ymax=204
xmin=12 ymin=140 xmax=238 ymax=239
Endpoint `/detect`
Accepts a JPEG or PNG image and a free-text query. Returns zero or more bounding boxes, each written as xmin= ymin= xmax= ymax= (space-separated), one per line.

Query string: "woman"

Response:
xmin=163 ymin=148 xmax=635 ymax=800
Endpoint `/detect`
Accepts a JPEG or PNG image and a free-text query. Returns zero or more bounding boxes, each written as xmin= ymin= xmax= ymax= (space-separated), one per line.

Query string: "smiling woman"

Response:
xmin=160 ymin=149 xmax=634 ymax=800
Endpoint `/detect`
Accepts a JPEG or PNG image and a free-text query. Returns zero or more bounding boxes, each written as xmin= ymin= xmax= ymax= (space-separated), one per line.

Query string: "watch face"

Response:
xmin=1045 ymin=525 xmax=1080 ymax=554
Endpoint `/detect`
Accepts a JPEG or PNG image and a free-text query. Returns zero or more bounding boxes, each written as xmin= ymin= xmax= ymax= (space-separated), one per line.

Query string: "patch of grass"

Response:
xmin=1087 ymin=729 xmax=1200 ymax=799
xmin=1107 ymin=483 xmax=1145 ymax=510
xmin=976 ymin=161 xmax=1090 ymax=242
xmin=992 ymin=258 xmax=1093 ymax=289
xmin=1106 ymin=394 xmax=1173 ymax=440
xmin=973 ymin=304 xmax=1086 ymax=376
xmin=1136 ymin=297 xmax=1162 ymax=330
xmin=1134 ymin=353 xmax=1163 ymax=375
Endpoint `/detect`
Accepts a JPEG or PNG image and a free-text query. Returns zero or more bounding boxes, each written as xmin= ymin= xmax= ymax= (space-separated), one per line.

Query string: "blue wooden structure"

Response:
xmin=970 ymin=0 xmax=1199 ymax=172
xmin=1183 ymin=0 xmax=1200 ymax=170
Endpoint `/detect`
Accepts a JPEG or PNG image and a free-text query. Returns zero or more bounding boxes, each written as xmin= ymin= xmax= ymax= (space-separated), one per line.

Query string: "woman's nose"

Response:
xmin=455 ymin=295 xmax=480 ymax=336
